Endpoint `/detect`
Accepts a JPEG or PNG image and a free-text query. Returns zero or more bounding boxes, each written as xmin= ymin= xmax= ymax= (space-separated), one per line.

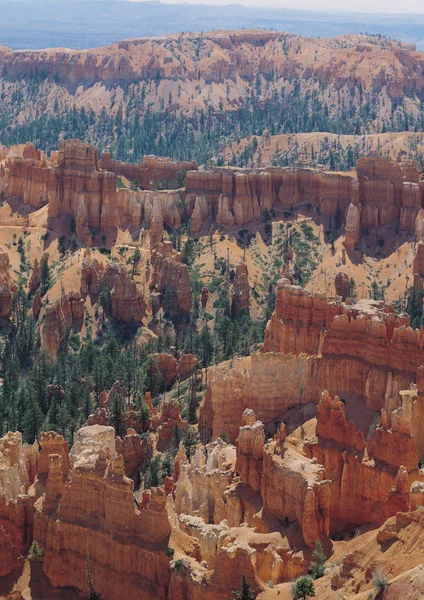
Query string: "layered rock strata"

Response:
xmin=0 ymin=247 xmax=17 ymax=318
xmin=186 ymin=157 xmax=423 ymax=239
xmin=231 ymin=262 xmax=250 ymax=317
xmin=201 ymin=281 xmax=424 ymax=442
xmin=150 ymin=243 xmax=192 ymax=318
xmin=80 ymin=250 xmax=146 ymax=323
xmin=100 ymin=153 xmax=197 ymax=190
xmin=0 ymin=432 xmax=38 ymax=576
xmin=34 ymin=425 xmax=171 ymax=600
xmin=304 ymin=392 xmax=420 ymax=532
xmin=40 ymin=291 xmax=85 ymax=357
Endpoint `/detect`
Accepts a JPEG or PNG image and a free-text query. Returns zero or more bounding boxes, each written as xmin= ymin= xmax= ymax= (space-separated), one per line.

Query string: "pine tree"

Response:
xmin=309 ymin=539 xmax=326 ymax=579
xmin=131 ymin=247 xmax=141 ymax=279
xmin=291 ymin=576 xmax=316 ymax=600
xmin=86 ymin=551 xmax=102 ymax=600
xmin=22 ymin=385 xmax=44 ymax=443
xmin=40 ymin=258 xmax=50 ymax=296
xmin=232 ymin=575 xmax=255 ymax=600
xmin=110 ymin=391 xmax=124 ymax=438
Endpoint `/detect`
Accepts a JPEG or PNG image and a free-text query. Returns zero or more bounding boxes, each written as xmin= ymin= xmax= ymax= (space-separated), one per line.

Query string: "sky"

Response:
xmin=126 ymin=0 xmax=424 ymax=13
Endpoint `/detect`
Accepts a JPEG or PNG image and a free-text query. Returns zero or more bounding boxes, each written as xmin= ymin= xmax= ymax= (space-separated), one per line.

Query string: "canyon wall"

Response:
xmin=201 ymin=280 xmax=424 ymax=442
xmin=0 ymin=247 xmax=17 ymax=318
xmin=0 ymin=432 xmax=38 ymax=576
xmin=304 ymin=392 xmax=420 ymax=532
xmin=2 ymin=140 xmax=423 ymax=248
xmin=47 ymin=139 xmax=118 ymax=240
xmin=186 ymin=158 xmax=423 ymax=239
xmin=34 ymin=425 xmax=172 ymax=600
xmin=100 ymin=153 xmax=197 ymax=190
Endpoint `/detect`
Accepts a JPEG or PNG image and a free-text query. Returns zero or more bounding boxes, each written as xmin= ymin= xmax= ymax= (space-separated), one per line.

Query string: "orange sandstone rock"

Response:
xmin=0 ymin=247 xmax=17 ymax=318
xmin=231 ymin=262 xmax=250 ymax=317
xmin=0 ymin=432 xmax=38 ymax=576
xmin=34 ymin=425 xmax=171 ymax=600
xmin=150 ymin=245 xmax=192 ymax=318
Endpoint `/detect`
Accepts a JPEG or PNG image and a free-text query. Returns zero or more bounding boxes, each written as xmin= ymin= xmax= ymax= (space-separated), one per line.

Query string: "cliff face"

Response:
xmin=169 ymin=424 xmax=308 ymax=592
xmin=100 ymin=153 xmax=197 ymax=190
xmin=231 ymin=262 xmax=250 ymax=317
xmin=201 ymin=281 xmax=423 ymax=443
xmin=150 ymin=243 xmax=192 ymax=319
xmin=0 ymin=247 xmax=17 ymax=318
xmin=3 ymin=143 xmax=50 ymax=208
xmin=186 ymin=158 xmax=422 ymax=240
xmin=117 ymin=188 xmax=182 ymax=232
xmin=0 ymin=32 xmax=422 ymax=131
xmin=40 ymin=291 xmax=85 ymax=357
xmin=47 ymin=139 xmax=118 ymax=240
xmin=0 ymin=432 xmax=38 ymax=576
xmin=34 ymin=425 xmax=171 ymax=600
xmin=3 ymin=139 xmax=422 ymax=252
xmin=304 ymin=392 xmax=420 ymax=532
xmin=80 ymin=250 xmax=146 ymax=325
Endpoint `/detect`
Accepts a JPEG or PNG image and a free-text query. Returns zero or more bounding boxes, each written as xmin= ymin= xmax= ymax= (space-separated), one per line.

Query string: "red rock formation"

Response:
xmin=34 ymin=425 xmax=171 ymax=600
xmin=117 ymin=188 xmax=182 ymax=232
xmin=115 ymin=430 xmax=149 ymax=479
xmin=178 ymin=353 xmax=198 ymax=381
xmin=201 ymin=286 xmax=209 ymax=309
xmin=107 ymin=264 xmax=146 ymax=323
xmin=32 ymin=291 xmax=41 ymax=320
xmin=29 ymin=253 xmax=49 ymax=294
xmin=331 ymin=509 xmax=424 ymax=597
xmin=0 ymin=247 xmax=17 ymax=318
xmin=231 ymin=262 xmax=250 ymax=317
xmin=150 ymin=353 xmax=179 ymax=387
xmin=47 ymin=139 xmax=118 ymax=240
xmin=158 ymin=397 xmax=188 ymax=443
xmin=3 ymin=144 xmax=50 ymax=208
xmin=413 ymin=242 xmax=424 ymax=278
xmin=40 ymin=291 xmax=84 ymax=357
xmin=85 ymin=407 xmax=110 ymax=427
xmin=149 ymin=352 xmax=198 ymax=387
xmin=150 ymin=202 xmax=164 ymax=248
xmin=261 ymin=280 xmax=342 ymax=356
xmin=369 ymin=407 xmax=418 ymax=472
xmin=262 ymin=433 xmax=331 ymax=548
xmin=344 ymin=202 xmax=361 ymax=250
xmin=37 ymin=431 xmax=70 ymax=479
xmin=335 ymin=272 xmax=351 ymax=301
xmin=304 ymin=391 xmax=419 ymax=533
xmin=0 ymin=432 xmax=38 ymax=576
xmin=202 ymin=281 xmax=424 ymax=443
xmin=235 ymin=409 xmax=264 ymax=492
xmin=385 ymin=466 xmax=410 ymax=518
xmin=100 ymin=153 xmax=197 ymax=190
xmin=185 ymin=156 xmax=421 ymax=240
xmin=80 ymin=252 xmax=146 ymax=323
xmin=80 ymin=250 xmax=102 ymax=295
xmin=150 ymin=244 xmax=192 ymax=318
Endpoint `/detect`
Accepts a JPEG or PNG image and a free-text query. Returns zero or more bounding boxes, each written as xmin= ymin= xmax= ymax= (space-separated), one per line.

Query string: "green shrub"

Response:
xmin=372 ymin=567 xmax=388 ymax=594
xmin=291 ymin=576 xmax=315 ymax=599
xmin=28 ymin=541 xmax=43 ymax=560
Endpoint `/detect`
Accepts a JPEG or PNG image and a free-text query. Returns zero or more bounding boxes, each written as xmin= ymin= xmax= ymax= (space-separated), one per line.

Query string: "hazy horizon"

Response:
xmin=3 ymin=0 xmax=424 ymax=52
xmin=125 ymin=0 xmax=424 ymax=14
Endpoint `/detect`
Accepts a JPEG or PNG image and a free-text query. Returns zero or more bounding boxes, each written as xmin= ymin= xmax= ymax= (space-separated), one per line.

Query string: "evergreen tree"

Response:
xmin=40 ymin=259 xmax=50 ymax=296
xmin=110 ymin=392 xmax=124 ymax=438
xmin=22 ymin=384 xmax=44 ymax=443
xmin=86 ymin=551 xmax=102 ymax=600
xmin=232 ymin=575 xmax=255 ymax=600
xmin=291 ymin=576 xmax=316 ymax=600
xmin=309 ymin=539 xmax=327 ymax=579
